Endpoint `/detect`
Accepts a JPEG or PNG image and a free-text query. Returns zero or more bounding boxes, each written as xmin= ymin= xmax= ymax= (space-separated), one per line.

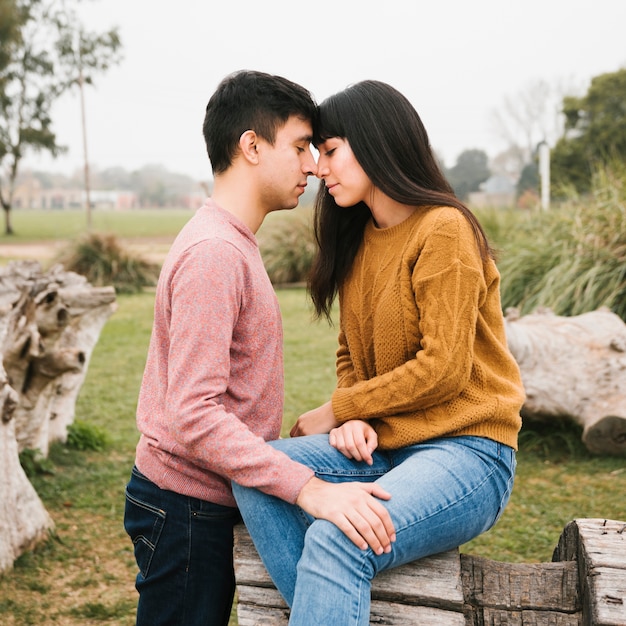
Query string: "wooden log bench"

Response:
xmin=234 ymin=518 xmax=626 ymax=625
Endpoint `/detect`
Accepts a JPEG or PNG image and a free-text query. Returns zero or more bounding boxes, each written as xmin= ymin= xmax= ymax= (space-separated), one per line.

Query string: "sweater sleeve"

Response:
xmin=336 ymin=326 xmax=358 ymax=388
xmin=163 ymin=241 xmax=313 ymax=503
xmin=331 ymin=212 xmax=485 ymax=422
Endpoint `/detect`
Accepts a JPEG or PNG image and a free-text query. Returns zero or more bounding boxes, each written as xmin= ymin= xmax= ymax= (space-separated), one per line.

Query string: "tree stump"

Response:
xmin=0 ymin=298 xmax=54 ymax=573
xmin=504 ymin=308 xmax=626 ymax=456
xmin=234 ymin=518 xmax=626 ymax=625
xmin=1 ymin=261 xmax=117 ymax=455
xmin=0 ymin=261 xmax=116 ymax=572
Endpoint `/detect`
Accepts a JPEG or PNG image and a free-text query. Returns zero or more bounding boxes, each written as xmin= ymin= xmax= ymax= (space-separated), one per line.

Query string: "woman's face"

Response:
xmin=316 ymin=137 xmax=374 ymax=207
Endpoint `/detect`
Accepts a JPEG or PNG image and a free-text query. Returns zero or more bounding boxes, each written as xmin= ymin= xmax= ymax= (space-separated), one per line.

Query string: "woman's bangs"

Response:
xmin=314 ymin=100 xmax=347 ymax=145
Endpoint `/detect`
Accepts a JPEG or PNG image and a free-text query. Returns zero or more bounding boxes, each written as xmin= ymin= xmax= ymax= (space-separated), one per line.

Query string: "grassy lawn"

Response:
xmin=0 ymin=208 xmax=193 ymax=242
xmin=0 ymin=209 xmax=624 ymax=624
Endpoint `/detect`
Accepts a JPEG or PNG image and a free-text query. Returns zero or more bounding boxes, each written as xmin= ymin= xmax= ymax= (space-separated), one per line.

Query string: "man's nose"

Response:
xmin=304 ymin=152 xmax=318 ymax=176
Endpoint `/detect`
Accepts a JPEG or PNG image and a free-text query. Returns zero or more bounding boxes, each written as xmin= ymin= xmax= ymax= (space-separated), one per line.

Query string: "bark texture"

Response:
xmin=234 ymin=518 xmax=626 ymax=625
xmin=504 ymin=307 xmax=626 ymax=456
xmin=0 ymin=261 xmax=116 ymax=572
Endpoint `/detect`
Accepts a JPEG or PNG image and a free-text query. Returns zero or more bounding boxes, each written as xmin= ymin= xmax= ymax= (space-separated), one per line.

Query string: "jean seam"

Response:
xmin=178 ymin=498 xmax=193 ymax=626
xmin=392 ymin=445 xmax=511 ymax=538
xmin=354 ymin=554 xmax=371 ymax=625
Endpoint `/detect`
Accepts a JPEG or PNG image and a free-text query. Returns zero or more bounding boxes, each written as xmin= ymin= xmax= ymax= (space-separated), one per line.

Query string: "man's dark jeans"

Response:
xmin=124 ymin=466 xmax=241 ymax=626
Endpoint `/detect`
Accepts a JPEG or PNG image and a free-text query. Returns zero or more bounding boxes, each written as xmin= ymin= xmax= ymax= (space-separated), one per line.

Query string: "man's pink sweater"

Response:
xmin=135 ymin=200 xmax=313 ymax=507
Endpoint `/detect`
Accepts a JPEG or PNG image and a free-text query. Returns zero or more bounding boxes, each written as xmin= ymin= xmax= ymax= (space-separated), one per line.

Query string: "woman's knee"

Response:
xmin=301 ymin=519 xmax=376 ymax=576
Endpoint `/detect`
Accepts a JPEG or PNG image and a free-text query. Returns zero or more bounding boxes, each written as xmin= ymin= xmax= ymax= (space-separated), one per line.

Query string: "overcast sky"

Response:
xmin=21 ymin=0 xmax=626 ymax=181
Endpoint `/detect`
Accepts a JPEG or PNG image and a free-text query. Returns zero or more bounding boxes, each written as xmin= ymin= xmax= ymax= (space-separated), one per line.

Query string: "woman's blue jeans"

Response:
xmin=232 ymin=435 xmax=515 ymax=626
xmin=124 ymin=466 xmax=241 ymax=626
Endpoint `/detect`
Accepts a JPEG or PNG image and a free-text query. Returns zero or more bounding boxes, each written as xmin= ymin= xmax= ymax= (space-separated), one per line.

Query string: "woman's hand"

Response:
xmin=295 ymin=476 xmax=395 ymax=555
xmin=290 ymin=400 xmax=339 ymax=437
xmin=329 ymin=420 xmax=379 ymax=465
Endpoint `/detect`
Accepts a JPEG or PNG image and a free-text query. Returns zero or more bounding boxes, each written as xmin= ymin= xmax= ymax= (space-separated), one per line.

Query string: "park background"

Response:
xmin=2 ymin=0 xmax=626 ymax=624
xmin=1 ymin=187 xmax=625 ymax=624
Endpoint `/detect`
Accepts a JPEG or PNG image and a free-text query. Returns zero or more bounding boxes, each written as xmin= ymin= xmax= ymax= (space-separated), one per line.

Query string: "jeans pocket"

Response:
xmin=124 ymin=487 xmax=166 ymax=578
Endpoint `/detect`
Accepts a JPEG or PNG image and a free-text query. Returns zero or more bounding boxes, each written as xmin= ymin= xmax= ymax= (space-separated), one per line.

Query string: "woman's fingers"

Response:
xmin=329 ymin=421 xmax=378 ymax=465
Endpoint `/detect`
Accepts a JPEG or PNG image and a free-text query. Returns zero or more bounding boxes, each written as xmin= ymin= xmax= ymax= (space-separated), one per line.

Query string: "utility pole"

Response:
xmin=538 ymin=141 xmax=550 ymax=211
xmin=77 ymin=32 xmax=92 ymax=230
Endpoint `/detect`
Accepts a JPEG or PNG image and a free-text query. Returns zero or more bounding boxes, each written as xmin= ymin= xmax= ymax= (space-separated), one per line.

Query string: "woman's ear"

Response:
xmin=239 ymin=130 xmax=259 ymax=164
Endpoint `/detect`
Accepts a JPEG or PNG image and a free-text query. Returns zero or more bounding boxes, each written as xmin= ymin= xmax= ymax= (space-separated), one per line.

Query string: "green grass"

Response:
xmin=0 ymin=208 xmax=193 ymax=242
xmin=279 ymin=287 xmax=338 ymax=433
xmin=0 ymin=288 xmax=624 ymax=625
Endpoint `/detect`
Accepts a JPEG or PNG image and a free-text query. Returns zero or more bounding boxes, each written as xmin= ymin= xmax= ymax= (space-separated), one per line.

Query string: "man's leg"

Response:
xmin=124 ymin=466 xmax=240 ymax=626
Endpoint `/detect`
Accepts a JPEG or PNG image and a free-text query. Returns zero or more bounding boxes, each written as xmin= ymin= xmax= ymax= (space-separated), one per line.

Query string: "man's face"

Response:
xmin=256 ymin=116 xmax=318 ymax=212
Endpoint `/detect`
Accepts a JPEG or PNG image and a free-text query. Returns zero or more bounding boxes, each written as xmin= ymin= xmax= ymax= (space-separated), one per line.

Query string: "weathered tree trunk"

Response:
xmin=1 ymin=261 xmax=117 ymax=455
xmin=0 ymin=261 xmax=116 ymax=572
xmin=0 ymin=299 xmax=54 ymax=573
xmin=504 ymin=307 xmax=626 ymax=456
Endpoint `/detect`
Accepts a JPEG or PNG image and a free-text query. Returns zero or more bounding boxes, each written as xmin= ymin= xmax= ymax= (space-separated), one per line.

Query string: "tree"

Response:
xmin=445 ymin=149 xmax=490 ymax=200
xmin=0 ymin=0 xmax=21 ymax=73
xmin=551 ymin=68 xmax=626 ymax=192
xmin=516 ymin=160 xmax=539 ymax=198
xmin=0 ymin=0 xmax=121 ymax=235
xmin=490 ymin=78 xmax=575 ymax=184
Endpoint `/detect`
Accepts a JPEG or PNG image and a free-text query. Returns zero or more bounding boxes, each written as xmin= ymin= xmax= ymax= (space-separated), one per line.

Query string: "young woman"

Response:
xmin=232 ymin=80 xmax=525 ymax=626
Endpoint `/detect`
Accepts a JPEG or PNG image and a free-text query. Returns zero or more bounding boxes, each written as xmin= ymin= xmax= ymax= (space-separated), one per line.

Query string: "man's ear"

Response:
xmin=239 ymin=130 xmax=259 ymax=164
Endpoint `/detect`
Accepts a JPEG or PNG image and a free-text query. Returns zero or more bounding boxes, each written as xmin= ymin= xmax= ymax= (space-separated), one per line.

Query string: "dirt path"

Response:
xmin=0 ymin=238 xmax=172 ymax=265
xmin=0 ymin=241 xmax=65 ymax=262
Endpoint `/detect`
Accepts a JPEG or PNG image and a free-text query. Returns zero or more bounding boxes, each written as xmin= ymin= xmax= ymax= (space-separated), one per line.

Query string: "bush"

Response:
xmin=259 ymin=209 xmax=316 ymax=284
xmin=66 ymin=419 xmax=110 ymax=452
xmin=56 ymin=232 xmax=161 ymax=293
xmin=482 ymin=163 xmax=626 ymax=321
xmin=18 ymin=448 xmax=55 ymax=478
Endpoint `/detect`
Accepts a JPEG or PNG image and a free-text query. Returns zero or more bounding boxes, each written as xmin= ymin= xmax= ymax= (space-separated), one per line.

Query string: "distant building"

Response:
xmin=179 ymin=191 xmax=207 ymax=210
xmin=11 ymin=177 xmax=139 ymax=210
xmin=87 ymin=190 xmax=139 ymax=210
xmin=12 ymin=176 xmax=42 ymax=209
xmin=468 ymin=175 xmax=516 ymax=209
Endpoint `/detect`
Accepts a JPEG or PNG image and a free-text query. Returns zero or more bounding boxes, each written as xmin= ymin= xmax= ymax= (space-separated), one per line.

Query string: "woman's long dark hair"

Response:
xmin=308 ymin=80 xmax=494 ymax=321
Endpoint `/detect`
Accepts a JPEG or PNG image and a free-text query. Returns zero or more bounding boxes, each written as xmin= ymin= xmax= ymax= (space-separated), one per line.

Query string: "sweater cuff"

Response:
xmin=273 ymin=462 xmax=315 ymax=505
xmin=331 ymin=388 xmax=358 ymax=423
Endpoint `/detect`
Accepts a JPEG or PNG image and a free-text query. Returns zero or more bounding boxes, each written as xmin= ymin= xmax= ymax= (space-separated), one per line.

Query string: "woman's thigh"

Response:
xmin=374 ymin=436 xmax=516 ymax=570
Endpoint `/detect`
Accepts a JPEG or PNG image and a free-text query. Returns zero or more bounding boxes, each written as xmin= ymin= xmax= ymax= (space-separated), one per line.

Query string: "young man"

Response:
xmin=124 ymin=70 xmax=394 ymax=626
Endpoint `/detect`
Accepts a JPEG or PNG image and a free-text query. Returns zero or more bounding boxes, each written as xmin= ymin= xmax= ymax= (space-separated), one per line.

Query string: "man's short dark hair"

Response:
xmin=203 ymin=70 xmax=317 ymax=174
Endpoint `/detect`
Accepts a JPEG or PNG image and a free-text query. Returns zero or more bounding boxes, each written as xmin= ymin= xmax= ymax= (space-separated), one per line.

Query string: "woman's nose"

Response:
xmin=316 ymin=159 xmax=328 ymax=179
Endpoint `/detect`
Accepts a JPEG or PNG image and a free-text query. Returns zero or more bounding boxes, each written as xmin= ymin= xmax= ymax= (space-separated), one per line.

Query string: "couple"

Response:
xmin=123 ymin=70 xmax=524 ymax=626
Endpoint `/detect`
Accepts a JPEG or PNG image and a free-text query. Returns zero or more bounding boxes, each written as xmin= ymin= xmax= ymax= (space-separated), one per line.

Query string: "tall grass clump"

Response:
xmin=491 ymin=163 xmax=626 ymax=320
xmin=259 ymin=208 xmax=316 ymax=284
xmin=56 ymin=232 xmax=161 ymax=293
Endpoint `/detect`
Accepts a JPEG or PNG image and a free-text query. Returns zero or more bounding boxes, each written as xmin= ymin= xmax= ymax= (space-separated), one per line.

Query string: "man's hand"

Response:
xmin=329 ymin=420 xmax=378 ymax=465
xmin=290 ymin=400 xmax=339 ymax=437
xmin=295 ymin=476 xmax=395 ymax=555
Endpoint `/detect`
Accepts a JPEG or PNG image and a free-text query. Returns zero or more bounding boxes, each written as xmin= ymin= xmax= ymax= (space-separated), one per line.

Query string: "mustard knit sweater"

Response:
xmin=331 ymin=205 xmax=524 ymax=451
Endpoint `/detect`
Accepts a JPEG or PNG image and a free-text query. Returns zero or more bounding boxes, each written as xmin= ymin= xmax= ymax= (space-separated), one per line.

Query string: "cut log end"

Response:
xmin=583 ymin=415 xmax=626 ymax=456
